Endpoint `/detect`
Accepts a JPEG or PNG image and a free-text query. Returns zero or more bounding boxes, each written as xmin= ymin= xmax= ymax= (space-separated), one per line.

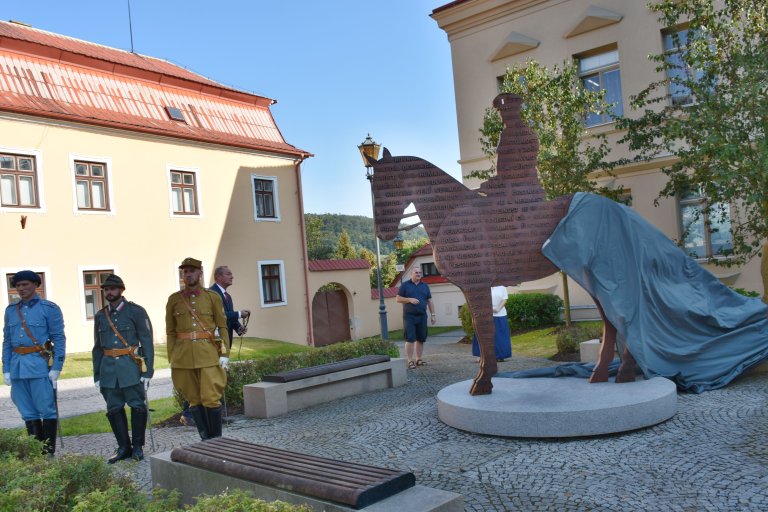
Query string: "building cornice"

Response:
xmin=431 ymin=0 xmax=569 ymax=40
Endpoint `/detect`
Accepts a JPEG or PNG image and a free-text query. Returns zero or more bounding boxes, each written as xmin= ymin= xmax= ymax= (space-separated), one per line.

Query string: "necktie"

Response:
xmin=224 ymin=291 xmax=231 ymax=307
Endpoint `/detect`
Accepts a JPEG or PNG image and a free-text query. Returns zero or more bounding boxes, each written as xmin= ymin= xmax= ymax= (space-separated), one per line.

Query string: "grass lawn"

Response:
xmin=60 ymin=337 xmax=310 ymax=379
xmin=59 ymin=397 xmax=180 ymax=436
xmin=512 ymin=321 xmax=603 ymax=359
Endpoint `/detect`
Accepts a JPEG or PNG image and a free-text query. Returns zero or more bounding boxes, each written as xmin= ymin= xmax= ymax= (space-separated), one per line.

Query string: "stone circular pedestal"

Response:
xmin=437 ymin=377 xmax=677 ymax=438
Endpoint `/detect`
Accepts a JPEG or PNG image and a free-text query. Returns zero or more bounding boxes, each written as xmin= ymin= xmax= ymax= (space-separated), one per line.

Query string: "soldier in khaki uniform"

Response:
xmin=166 ymin=257 xmax=230 ymax=440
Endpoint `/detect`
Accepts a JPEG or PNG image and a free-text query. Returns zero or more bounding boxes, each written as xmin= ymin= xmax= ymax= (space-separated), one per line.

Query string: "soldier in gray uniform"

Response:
xmin=92 ymin=274 xmax=154 ymax=463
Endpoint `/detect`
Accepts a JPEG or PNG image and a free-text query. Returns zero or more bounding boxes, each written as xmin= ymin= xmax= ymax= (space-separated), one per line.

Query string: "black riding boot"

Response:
xmin=106 ymin=408 xmax=132 ymax=463
xmin=130 ymin=407 xmax=147 ymax=461
xmin=205 ymin=406 xmax=223 ymax=439
xmin=41 ymin=419 xmax=57 ymax=456
xmin=25 ymin=419 xmax=43 ymax=441
xmin=189 ymin=406 xmax=209 ymax=440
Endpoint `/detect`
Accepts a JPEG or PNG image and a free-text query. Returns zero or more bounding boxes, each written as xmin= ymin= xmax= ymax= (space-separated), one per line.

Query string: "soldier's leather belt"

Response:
xmin=103 ymin=347 xmax=134 ymax=357
xmin=176 ymin=331 xmax=213 ymax=341
xmin=13 ymin=345 xmax=41 ymax=355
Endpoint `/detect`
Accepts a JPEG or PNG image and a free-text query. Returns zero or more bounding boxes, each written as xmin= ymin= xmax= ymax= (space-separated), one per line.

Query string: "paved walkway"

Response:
xmin=5 ymin=331 xmax=768 ymax=511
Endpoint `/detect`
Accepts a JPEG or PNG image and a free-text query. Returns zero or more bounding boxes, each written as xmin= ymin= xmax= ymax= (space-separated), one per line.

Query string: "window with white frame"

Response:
xmin=251 ymin=175 xmax=280 ymax=221
xmin=170 ymin=170 xmax=199 ymax=215
xmin=1 ymin=152 xmax=39 ymax=208
xmin=663 ymin=27 xmax=704 ymax=107
xmin=679 ymin=186 xmax=732 ymax=259
xmin=577 ymin=48 xmax=624 ymax=127
xmin=74 ymin=160 xmax=110 ymax=211
xmin=258 ymin=260 xmax=286 ymax=307
xmin=83 ymin=269 xmax=114 ymax=319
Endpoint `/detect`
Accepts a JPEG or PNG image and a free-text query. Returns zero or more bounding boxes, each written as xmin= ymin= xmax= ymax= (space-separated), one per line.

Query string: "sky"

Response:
xmin=2 ymin=0 xmax=462 ymax=217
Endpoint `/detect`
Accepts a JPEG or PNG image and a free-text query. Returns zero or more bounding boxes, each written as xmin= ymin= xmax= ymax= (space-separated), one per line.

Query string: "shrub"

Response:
xmin=189 ymin=489 xmax=313 ymax=511
xmin=219 ymin=338 xmax=400 ymax=408
xmin=731 ymin=287 xmax=760 ymax=298
xmin=460 ymin=293 xmax=563 ymax=337
xmin=459 ymin=303 xmax=474 ymax=338
xmin=0 ymin=427 xmax=46 ymax=461
xmin=506 ymin=293 xmax=563 ymax=331
xmin=556 ymin=323 xmax=603 ymax=355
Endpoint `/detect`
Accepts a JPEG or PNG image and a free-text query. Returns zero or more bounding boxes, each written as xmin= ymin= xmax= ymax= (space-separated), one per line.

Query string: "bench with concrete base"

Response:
xmin=244 ymin=355 xmax=407 ymax=419
xmin=151 ymin=437 xmax=463 ymax=511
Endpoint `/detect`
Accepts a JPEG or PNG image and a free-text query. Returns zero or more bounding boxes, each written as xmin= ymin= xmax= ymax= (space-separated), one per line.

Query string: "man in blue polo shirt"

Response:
xmin=396 ymin=267 xmax=435 ymax=369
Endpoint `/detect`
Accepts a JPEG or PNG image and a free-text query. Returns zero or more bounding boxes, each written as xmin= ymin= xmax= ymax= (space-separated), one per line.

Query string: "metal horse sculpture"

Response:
xmin=369 ymin=93 xmax=632 ymax=395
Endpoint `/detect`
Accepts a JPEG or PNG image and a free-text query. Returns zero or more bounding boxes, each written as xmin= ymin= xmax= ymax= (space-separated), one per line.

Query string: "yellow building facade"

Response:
xmin=0 ymin=20 xmax=315 ymax=351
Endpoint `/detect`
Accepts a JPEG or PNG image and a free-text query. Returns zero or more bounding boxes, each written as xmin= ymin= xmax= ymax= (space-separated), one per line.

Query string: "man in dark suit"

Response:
xmin=210 ymin=265 xmax=250 ymax=348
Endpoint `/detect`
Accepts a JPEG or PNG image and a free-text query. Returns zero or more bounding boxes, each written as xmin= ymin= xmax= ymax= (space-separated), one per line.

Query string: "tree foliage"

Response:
xmin=304 ymin=213 xmax=428 ymax=261
xmin=615 ymin=0 xmax=768 ymax=300
xmin=474 ymin=59 xmax=619 ymax=198
xmin=333 ymin=230 xmax=357 ymax=259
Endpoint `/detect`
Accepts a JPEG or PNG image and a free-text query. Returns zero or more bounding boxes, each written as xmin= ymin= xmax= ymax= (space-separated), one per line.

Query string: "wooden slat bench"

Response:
xmin=150 ymin=438 xmax=463 ymax=511
xmin=244 ymin=356 xmax=407 ymax=419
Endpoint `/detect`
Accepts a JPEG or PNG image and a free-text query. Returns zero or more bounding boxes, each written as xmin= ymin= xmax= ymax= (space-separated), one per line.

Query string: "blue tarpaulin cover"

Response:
xmin=500 ymin=192 xmax=768 ymax=393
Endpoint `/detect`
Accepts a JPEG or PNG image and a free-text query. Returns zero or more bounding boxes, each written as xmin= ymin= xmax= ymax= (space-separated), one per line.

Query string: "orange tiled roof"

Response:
xmin=308 ymin=259 xmax=372 ymax=272
xmin=0 ymin=20 xmax=309 ymax=158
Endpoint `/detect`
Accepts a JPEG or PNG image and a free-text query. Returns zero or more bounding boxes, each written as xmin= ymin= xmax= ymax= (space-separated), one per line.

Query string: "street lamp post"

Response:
xmin=358 ymin=134 xmax=388 ymax=340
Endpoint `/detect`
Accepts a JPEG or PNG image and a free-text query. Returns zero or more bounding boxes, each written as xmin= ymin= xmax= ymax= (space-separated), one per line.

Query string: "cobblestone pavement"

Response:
xmin=31 ymin=339 xmax=768 ymax=511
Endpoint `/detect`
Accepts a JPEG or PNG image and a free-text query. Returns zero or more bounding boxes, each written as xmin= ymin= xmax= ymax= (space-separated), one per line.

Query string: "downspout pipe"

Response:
xmin=295 ymin=155 xmax=314 ymax=346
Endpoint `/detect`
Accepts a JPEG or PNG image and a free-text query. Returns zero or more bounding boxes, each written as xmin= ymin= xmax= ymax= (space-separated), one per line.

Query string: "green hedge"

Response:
xmin=555 ymin=323 xmax=603 ymax=354
xmin=460 ymin=293 xmax=564 ymax=337
xmin=217 ymin=338 xmax=400 ymax=408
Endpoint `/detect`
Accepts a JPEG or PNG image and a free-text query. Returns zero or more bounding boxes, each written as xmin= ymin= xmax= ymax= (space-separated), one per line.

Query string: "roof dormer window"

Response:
xmin=165 ymin=106 xmax=186 ymax=123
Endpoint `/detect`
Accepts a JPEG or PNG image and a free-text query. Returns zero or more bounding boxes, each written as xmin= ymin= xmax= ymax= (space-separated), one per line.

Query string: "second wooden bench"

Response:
xmin=243 ymin=355 xmax=407 ymax=418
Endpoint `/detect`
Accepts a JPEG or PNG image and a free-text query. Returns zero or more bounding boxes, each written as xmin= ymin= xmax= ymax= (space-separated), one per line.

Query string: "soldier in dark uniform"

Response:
xmin=2 ymin=270 xmax=66 ymax=456
xmin=92 ymin=274 xmax=154 ymax=463
xmin=166 ymin=257 xmax=229 ymax=440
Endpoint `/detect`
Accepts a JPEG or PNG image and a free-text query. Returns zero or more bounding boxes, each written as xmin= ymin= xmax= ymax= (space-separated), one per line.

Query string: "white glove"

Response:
xmin=49 ymin=370 xmax=60 ymax=388
xmin=219 ymin=357 xmax=229 ymax=370
xmin=94 ymin=380 xmax=100 ymax=390
xmin=3 ymin=373 xmax=10 ymax=386
xmin=140 ymin=376 xmax=151 ymax=390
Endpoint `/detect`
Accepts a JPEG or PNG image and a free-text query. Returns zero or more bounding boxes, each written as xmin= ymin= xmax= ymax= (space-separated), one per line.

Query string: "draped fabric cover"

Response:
xmin=534 ymin=192 xmax=768 ymax=393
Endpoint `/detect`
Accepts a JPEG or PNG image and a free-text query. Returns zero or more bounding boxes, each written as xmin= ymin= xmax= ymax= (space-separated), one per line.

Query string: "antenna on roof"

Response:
xmin=127 ymin=0 xmax=135 ymax=53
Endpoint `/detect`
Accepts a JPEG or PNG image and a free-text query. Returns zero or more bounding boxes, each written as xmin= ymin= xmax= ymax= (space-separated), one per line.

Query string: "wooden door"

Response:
xmin=312 ymin=289 xmax=350 ymax=346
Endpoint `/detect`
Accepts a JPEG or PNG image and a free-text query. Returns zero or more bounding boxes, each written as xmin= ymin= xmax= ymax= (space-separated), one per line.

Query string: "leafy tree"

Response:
xmin=304 ymin=213 xmax=428 ymax=257
xmin=473 ymin=59 xmax=617 ymax=197
xmin=615 ymin=0 xmax=768 ymax=302
xmin=476 ymin=59 xmax=618 ymax=324
xmin=305 ymin=216 xmax=334 ymax=260
xmin=333 ymin=230 xmax=357 ymax=259
xmin=381 ymin=253 xmax=399 ymax=288
xmin=359 ymin=247 xmax=379 ymax=288
xmin=397 ymin=237 xmax=429 ymax=265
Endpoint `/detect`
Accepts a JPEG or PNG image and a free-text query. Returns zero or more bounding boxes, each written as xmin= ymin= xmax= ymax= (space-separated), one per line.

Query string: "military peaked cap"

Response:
xmin=101 ymin=274 xmax=125 ymax=289
xmin=11 ymin=270 xmax=41 ymax=287
xmin=179 ymin=257 xmax=203 ymax=269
